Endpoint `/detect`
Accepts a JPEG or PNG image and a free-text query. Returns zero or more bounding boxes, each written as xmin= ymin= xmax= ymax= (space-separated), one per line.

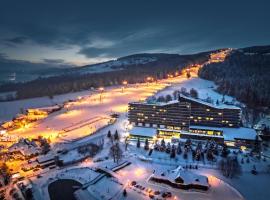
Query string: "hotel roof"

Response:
xmin=129 ymin=95 xmax=240 ymax=110
xmin=190 ymin=125 xmax=258 ymax=141
xmin=129 ymin=126 xmax=157 ymax=137
xmin=179 ymin=95 xmax=240 ymax=110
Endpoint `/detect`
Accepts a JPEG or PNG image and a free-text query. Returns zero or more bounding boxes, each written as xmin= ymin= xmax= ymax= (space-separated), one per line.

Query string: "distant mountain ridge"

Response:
xmin=0 ymin=51 xmax=211 ymax=99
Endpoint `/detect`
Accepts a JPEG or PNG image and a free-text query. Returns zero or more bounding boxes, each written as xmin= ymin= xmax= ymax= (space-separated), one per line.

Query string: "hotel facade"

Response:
xmin=127 ymin=95 xmax=255 ymax=144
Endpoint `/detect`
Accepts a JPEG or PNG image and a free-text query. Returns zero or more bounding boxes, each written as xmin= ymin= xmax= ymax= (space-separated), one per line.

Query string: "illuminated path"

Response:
xmin=6 ymin=74 xmax=190 ymax=143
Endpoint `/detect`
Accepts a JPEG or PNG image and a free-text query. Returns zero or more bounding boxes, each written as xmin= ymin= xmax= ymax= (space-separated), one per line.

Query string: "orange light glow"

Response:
xmin=99 ymin=87 xmax=104 ymax=91
xmin=134 ymin=168 xmax=145 ymax=177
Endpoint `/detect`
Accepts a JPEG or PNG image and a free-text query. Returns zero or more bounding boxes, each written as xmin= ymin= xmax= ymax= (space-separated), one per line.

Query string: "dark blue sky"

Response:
xmin=0 ymin=0 xmax=269 ymax=67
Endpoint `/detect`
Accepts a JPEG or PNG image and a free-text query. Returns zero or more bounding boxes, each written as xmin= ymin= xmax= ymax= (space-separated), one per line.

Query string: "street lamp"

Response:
xmin=99 ymin=87 xmax=104 ymax=102
xmin=146 ymin=76 xmax=153 ymax=86
xmin=122 ymin=81 xmax=128 ymax=93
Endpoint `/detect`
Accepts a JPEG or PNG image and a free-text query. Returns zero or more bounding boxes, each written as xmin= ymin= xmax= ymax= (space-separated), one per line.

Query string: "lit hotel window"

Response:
xmin=206 ymin=109 xmax=210 ymax=111
xmin=198 ymin=117 xmax=202 ymax=119
xmin=207 ymin=131 xmax=214 ymax=135
xmin=218 ymin=112 xmax=222 ymax=115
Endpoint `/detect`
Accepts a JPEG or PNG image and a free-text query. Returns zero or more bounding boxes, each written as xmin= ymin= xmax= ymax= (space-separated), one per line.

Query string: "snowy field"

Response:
xmin=156 ymin=77 xmax=235 ymax=103
xmin=3 ymin=71 xmax=270 ymax=200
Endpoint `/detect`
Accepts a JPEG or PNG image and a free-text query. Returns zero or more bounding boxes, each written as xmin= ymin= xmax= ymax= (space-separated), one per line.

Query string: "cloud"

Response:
xmin=0 ymin=0 xmax=269 ymax=66
xmin=87 ymin=38 xmax=116 ymax=49
xmin=5 ymin=36 xmax=28 ymax=44
xmin=42 ymin=58 xmax=66 ymax=64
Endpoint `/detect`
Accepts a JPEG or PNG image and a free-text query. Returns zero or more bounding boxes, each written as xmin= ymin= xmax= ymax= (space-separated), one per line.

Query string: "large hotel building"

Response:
xmin=128 ymin=95 xmax=256 ymax=145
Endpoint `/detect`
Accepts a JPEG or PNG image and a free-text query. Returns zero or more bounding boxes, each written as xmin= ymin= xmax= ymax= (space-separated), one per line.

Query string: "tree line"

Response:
xmin=199 ymin=47 xmax=270 ymax=108
xmin=0 ymin=52 xmax=210 ymax=100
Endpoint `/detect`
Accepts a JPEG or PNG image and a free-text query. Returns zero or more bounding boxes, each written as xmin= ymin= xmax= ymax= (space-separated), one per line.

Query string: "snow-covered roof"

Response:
xmin=189 ymin=125 xmax=224 ymax=132
xmin=190 ymin=125 xmax=257 ymax=141
xmin=223 ymin=127 xmax=257 ymax=141
xmin=130 ymin=100 xmax=179 ymax=106
xmin=153 ymin=166 xmax=209 ymax=187
xmin=180 ymin=95 xmax=240 ymax=110
xmin=130 ymin=95 xmax=240 ymax=110
xmin=37 ymin=153 xmax=55 ymax=163
xmin=129 ymin=126 xmax=157 ymax=137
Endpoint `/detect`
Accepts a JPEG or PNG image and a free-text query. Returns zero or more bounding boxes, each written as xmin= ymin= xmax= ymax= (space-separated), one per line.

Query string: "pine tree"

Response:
xmin=177 ymin=142 xmax=182 ymax=155
xmin=144 ymin=139 xmax=149 ymax=150
xmin=252 ymin=135 xmax=261 ymax=155
xmin=107 ymin=130 xmax=111 ymax=138
xmin=161 ymin=139 xmax=166 ymax=151
xmin=166 ymin=142 xmax=171 ymax=154
xmin=114 ymin=130 xmax=119 ymax=140
xmin=190 ymin=88 xmax=198 ymax=98
xmin=170 ymin=144 xmax=176 ymax=158
xmin=123 ymin=189 xmax=127 ymax=197
xmin=136 ymin=138 xmax=140 ymax=148
xmin=221 ymin=144 xmax=229 ymax=157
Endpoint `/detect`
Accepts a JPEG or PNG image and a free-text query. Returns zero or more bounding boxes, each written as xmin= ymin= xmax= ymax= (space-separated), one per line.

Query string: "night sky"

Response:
xmin=0 ymin=0 xmax=269 ymax=68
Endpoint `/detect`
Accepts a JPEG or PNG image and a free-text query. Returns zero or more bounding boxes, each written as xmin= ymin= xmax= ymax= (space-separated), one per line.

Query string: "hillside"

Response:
xmin=198 ymin=45 xmax=270 ymax=108
xmin=0 ymin=52 xmax=210 ymax=100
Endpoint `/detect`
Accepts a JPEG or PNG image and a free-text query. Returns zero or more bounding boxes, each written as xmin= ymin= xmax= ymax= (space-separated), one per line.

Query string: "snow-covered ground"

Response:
xmin=3 ymin=71 xmax=270 ymax=200
xmin=156 ymin=77 xmax=235 ymax=103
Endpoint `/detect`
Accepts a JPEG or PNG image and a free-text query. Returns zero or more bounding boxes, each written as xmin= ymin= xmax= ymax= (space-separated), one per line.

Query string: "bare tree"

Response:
xmin=109 ymin=143 xmax=123 ymax=164
xmin=218 ymin=156 xmax=242 ymax=178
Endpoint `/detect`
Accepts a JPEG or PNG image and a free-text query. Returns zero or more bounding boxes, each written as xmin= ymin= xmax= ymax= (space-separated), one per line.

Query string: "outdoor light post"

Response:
xmin=99 ymin=87 xmax=104 ymax=102
xmin=122 ymin=80 xmax=128 ymax=93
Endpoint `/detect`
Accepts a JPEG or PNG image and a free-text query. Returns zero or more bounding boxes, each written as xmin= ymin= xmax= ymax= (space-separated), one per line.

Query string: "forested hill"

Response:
xmin=199 ymin=45 xmax=270 ymax=108
xmin=0 ymin=52 xmax=210 ymax=100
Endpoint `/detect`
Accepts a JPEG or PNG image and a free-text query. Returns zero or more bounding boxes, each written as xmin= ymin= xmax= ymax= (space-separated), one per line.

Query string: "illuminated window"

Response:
xmin=218 ymin=112 xmax=222 ymax=115
xmin=207 ymin=131 xmax=214 ymax=135
xmin=206 ymin=109 xmax=210 ymax=111
xmin=198 ymin=117 xmax=202 ymax=119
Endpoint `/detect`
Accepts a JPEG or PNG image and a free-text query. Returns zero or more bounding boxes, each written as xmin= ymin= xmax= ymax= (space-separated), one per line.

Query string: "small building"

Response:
xmin=189 ymin=125 xmax=258 ymax=147
xmin=8 ymin=138 xmax=40 ymax=157
xmin=157 ymin=127 xmax=224 ymax=143
xmin=37 ymin=154 xmax=56 ymax=168
xmin=150 ymin=166 xmax=209 ymax=191
xmin=128 ymin=126 xmax=157 ymax=141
